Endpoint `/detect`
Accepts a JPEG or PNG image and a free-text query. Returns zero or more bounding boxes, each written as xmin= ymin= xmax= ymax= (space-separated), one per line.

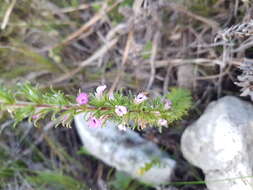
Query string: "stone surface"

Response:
xmin=74 ymin=113 xmax=176 ymax=185
xmin=181 ymin=96 xmax=253 ymax=190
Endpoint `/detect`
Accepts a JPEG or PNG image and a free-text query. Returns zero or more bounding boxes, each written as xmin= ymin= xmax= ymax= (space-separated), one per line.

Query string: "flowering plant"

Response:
xmin=0 ymin=83 xmax=192 ymax=130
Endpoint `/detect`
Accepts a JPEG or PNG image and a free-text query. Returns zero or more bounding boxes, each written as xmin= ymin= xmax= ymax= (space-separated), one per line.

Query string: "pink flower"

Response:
xmin=158 ymin=119 xmax=168 ymax=126
xmin=115 ymin=105 xmax=128 ymax=116
xmin=76 ymin=92 xmax=89 ymax=105
xmin=134 ymin=93 xmax=148 ymax=104
xmin=95 ymin=85 xmax=107 ymax=98
xmin=118 ymin=124 xmax=127 ymax=131
xmin=164 ymin=99 xmax=172 ymax=110
xmin=32 ymin=114 xmax=39 ymax=120
xmin=88 ymin=116 xmax=102 ymax=128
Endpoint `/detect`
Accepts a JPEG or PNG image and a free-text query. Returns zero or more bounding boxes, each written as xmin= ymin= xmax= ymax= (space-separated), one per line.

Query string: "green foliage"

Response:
xmin=189 ymin=0 xmax=219 ymax=16
xmin=0 ymin=86 xmax=15 ymax=104
xmin=11 ymin=44 xmax=58 ymax=71
xmin=42 ymin=88 xmax=73 ymax=106
xmin=77 ymin=147 xmax=92 ymax=156
xmin=166 ymin=88 xmax=192 ymax=122
xmin=19 ymin=83 xmax=43 ymax=103
xmin=17 ymin=83 xmax=73 ymax=106
xmin=13 ymin=105 xmax=35 ymax=127
xmin=109 ymin=171 xmax=152 ymax=190
xmin=27 ymin=171 xmax=88 ymax=190
xmin=85 ymin=87 xmax=191 ymax=129
xmin=0 ymin=145 xmax=88 ymax=190
xmin=9 ymin=83 xmax=75 ymax=127
xmin=107 ymin=0 xmax=135 ymax=23
xmin=138 ymin=158 xmax=161 ymax=175
xmin=92 ymin=3 xmax=102 ymax=12
xmin=110 ymin=171 xmax=133 ymax=190
xmin=0 ymin=147 xmax=27 ymax=188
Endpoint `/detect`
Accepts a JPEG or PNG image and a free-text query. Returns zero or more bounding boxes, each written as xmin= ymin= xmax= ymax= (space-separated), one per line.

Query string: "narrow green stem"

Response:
xmin=0 ymin=100 xmax=157 ymax=115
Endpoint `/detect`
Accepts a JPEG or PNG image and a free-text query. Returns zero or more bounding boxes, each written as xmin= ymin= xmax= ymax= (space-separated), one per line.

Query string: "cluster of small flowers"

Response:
xmin=76 ymin=85 xmax=172 ymax=131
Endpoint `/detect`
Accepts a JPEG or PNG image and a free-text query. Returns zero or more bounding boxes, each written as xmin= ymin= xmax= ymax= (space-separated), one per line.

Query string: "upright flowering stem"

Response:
xmin=0 ymin=84 xmax=191 ymax=130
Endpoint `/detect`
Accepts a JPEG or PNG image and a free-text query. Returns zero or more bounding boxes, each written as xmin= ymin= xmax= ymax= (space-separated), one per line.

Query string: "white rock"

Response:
xmin=74 ymin=113 xmax=176 ymax=185
xmin=181 ymin=96 xmax=253 ymax=190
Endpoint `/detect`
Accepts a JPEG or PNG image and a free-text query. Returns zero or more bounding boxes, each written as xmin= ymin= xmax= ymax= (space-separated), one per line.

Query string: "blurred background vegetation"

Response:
xmin=0 ymin=0 xmax=251 ymax=189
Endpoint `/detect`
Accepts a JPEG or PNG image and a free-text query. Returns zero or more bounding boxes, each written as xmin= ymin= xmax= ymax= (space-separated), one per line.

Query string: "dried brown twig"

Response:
xmin=109 ymin=31 xmax=134 ymax=94
xmin=41 ymin=0 xmax=122 ymax=51
xmin=51 ymin=38 xmax=119 ymax=84
xmin=147 ymin=31 xmax=160 ymax=90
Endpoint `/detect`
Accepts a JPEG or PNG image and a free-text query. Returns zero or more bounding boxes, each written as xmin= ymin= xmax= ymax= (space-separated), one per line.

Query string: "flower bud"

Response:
xmin=95 ymin=85 xmax=107 ymax=98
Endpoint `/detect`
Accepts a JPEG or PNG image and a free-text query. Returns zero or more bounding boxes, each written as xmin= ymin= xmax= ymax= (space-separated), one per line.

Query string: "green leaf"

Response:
xmin=42 ymin=88 xmax=72 ymax=106
xmin=91 ymin=3 xmax=102 ymax=12
xmin=77 ymin=147 xmax=92 ymax=156
xmin=166 ymin=88 xmax=192 ymax=122
xmin=0 ymin=86 xmax=15 ymax=104
xmin=138 ymin=158 xmax=161 ymax=175
xmin=110 ymin=171 xmax=133 ymax=190
xmin=26 ymin=171 xmax=88 ymax=190
xmin=19 ymin=83 xmax=42 ymax=103
xmin=13 ymin=106 xmax=35 ymax=126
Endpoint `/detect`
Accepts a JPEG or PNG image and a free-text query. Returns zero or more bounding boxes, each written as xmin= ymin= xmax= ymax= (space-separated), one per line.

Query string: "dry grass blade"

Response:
xmin=51 ymin=38 xmax=119 ymax=84
xmin=147 ymin=31 xmax=160 ymax=90
xmin=169 ymin=2 xmax=219 ymax=29
xmin=47 ymin=0 xmax=122 ymax=50
xmin=1 ymin=0 xmax=16 ymax=30
xmin=109 ymin=31 xmax=133 ymax=94
xmin=54 ymin=3 xmax=102 ymax=14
